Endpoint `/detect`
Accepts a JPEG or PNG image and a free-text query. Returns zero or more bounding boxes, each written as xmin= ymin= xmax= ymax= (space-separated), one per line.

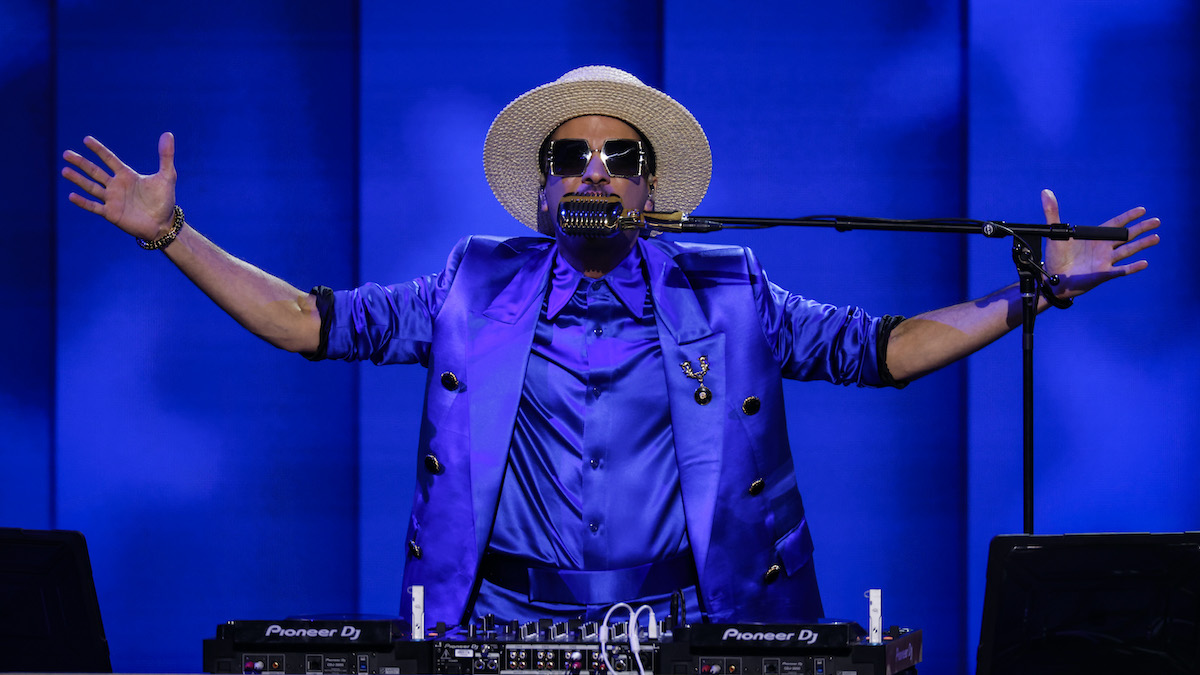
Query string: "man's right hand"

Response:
xmin=61 ymin=132 xmax=321 ymax=353
xmin=62 ymin=132 xmax=178 ymax=242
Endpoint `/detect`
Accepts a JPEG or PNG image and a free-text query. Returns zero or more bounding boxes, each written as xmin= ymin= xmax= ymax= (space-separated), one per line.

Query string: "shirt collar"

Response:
xmin=546 ymin=242 xmax=648 ymax=319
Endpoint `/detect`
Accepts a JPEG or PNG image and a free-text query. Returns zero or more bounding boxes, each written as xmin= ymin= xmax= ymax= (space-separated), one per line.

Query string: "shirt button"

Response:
xmin=591 ymin=281 xmax=604 ymax=291
xmin=748 ymin=478 xmax=765 ymax=496
xmin=407 ymin=540 xmax=422 ymax=559
xmin=589 ymin=522 xmax=600 ymax=532
xmin=440 ymin=371 xmax=459 ymax=391
xmin=589 ymin=458 xmax=600 ymax=469
xmin=591 ymin=386 xmax=601 ymax=397
xmin=593 ymin=326 xmax=604 ymax=336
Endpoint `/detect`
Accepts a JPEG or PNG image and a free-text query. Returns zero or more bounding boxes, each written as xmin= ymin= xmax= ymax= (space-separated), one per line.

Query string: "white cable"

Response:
xmin=598 ymin=602 xmax=660 ymax=675
xmin=600 ymin=603 xmax=634 ymax=675
xmin=628 ymin=605 xmax=656 ymax=675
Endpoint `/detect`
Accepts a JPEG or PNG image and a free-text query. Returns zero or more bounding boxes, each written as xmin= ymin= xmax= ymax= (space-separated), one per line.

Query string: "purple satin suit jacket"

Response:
xmin=316 ymin=235 xmax=897 ymax=626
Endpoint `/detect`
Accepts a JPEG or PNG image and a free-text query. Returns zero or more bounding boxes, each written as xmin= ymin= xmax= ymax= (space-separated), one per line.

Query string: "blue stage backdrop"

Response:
xmin=1 ymin=0 xmax=1194 ymax=672
xmin=2 ymin=0 xmax=56 ymax=531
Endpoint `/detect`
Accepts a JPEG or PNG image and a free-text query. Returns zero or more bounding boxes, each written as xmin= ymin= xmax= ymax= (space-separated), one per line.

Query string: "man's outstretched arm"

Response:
xmin=62 ymin=132 xmax=321 ymax=353
xmin=885 ymin=189 xmax=1161 ymax=382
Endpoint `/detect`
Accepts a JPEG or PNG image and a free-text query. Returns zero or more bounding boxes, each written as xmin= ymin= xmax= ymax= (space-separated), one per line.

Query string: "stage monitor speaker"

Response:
xmin=976 ymin=532 xmax=1200 ymax=675
xmin=0 ymin=528 xmax=112 ymax=673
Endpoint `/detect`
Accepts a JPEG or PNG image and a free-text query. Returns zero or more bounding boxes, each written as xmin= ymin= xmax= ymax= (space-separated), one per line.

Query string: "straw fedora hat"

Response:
xmin=483 ymin=65 xmax=712 ymax=230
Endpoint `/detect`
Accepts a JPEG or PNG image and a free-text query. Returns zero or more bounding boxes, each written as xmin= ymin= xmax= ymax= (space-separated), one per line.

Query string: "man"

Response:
xmin=62 ymin=66 xmax=1159 ymax=627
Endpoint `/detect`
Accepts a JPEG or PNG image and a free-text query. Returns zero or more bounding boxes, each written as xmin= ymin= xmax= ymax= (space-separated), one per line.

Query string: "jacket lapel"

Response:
xmin=465 ymin=242 xmax=555 ymax=555
xmin=644 ymin=242 xmax=724 ymax=579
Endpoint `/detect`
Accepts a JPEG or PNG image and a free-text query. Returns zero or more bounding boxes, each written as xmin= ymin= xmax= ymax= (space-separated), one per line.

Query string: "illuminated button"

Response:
xmin=440 ymin=371 xmax=459 ymax=390
xmin=424 ymin=453 xmax=444 ymax=474
xmin=742 ymin=396 xmax=761 ymax=415
xmin=763 ymin=564 xmax=782 ymax=584
xmin=408 ymin=540 xmax=422 ymax=559
xmin=748 ymin=478 xmax=765 ymax=496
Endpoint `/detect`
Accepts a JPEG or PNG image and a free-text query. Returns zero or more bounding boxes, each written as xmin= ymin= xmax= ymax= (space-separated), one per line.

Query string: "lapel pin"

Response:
xmin=680 ymin=355 xmax=712 ymax=405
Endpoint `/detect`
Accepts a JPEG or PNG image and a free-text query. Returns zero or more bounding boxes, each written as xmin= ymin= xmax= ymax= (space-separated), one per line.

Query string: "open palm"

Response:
xmin=1042 ymin=189 xmax=1161 ymax=299
xmin=62 ymin=132 xmax=178 ymax=241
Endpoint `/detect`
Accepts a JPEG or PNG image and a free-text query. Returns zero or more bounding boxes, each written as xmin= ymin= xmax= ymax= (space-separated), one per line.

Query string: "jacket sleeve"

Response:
xmin=747 ymin=247 xmax=905 ymax=387
xmin=304 ymin=237 xmax=471 ymax=366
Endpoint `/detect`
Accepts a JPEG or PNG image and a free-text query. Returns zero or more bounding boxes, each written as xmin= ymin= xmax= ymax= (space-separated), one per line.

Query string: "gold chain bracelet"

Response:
xmin=136 ymin=205 xmax=185 ymax=251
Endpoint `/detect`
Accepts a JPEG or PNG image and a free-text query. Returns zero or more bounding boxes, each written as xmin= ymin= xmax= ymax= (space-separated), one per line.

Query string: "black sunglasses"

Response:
xmin=546 ymin=138 xmax=647 ymax=179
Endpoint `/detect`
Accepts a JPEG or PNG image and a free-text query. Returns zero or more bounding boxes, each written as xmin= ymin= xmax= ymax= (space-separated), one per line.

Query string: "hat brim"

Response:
xmin=484 ymin=67 xmax=712 ymax=230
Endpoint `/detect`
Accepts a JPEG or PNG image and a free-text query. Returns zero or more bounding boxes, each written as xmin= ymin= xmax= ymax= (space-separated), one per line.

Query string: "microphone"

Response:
xmin=557 ymin=194 xmax=722 ymax=236
xmin=557 ymin=194 xmax=624 ymax=237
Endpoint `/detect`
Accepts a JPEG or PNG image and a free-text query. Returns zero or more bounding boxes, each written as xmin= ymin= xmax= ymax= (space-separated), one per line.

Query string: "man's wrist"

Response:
xmin=1040 ymin=276 xmax=1074 ymax=309
xmin=137 ymin=205 xmax=185 ymax=251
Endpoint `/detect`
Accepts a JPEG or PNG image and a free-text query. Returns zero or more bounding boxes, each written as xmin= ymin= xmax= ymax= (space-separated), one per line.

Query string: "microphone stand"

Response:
xmin=643 ymin=211 xmax=1126 ymax=535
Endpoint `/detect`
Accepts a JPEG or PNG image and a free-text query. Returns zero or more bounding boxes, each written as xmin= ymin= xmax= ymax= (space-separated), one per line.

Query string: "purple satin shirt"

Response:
xmin=476 ymin=245 xmax=698 ymax=622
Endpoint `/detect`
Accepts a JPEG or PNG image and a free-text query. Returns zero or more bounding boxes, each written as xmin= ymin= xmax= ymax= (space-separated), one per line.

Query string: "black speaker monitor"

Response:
xmin=0 ymin=528 xmax=112 ymax=673
xmin=977 ymin=532 xmax=1200 ymax=675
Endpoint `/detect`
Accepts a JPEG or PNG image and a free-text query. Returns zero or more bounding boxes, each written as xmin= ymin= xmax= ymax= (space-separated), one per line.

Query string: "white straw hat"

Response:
xmin=483 ymin=65 xmax=712 ymax=230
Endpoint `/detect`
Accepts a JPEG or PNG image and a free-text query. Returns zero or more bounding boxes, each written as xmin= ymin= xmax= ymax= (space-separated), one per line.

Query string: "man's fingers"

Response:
xmin=1113 ymin=259 xmax=1150 ymax=276
xmin=1105 ymin=206 xmax=1147 ymax=229
xmin=82 ymin=135 xmax=132 ymax=174
xmin=158 ymin=131 xmax=176 ymax=176
xmin=1041 ymin=188 xmax=1060 ymax=225
xmin=62 ymin=152 xmax=113 ymax=189
xmin=1126 ymin=216 xmax=1161 ymax=239
xmin=1115 ymin=230 xmax=1160 ymax=261
xmin=61 ymin=165 xmax=109 ymax=199
xmin=66 ymin=191 xmax=104 ymax=215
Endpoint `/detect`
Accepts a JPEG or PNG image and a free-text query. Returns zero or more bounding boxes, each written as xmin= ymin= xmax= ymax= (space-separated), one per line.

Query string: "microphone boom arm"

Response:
xmin=554 ymin=194 xmax=1128 ymax=242
xmin=638 ymin=211 xmax=1128 ymax=242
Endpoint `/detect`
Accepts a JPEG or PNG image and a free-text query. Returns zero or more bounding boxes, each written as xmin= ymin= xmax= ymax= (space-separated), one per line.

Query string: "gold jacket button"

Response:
xmin=742 ymin=396 xmax=761 ymax=415
xmin=440 ymin=371 xmax=460 ymax=390
xmin=407 ymin=540 xmax=422 ymax=559
xmin=424 ymin=454 xmax=443 ymax=474
xmin=764 ymin=564 xmax=782 ymax=584
xmin=748 ymin=478 xmax=765 ymax=496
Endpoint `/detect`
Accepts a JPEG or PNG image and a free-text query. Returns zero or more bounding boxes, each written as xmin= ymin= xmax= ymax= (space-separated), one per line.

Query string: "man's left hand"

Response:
xmin=1042 ymin=188 xmax=1161 ymax=301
